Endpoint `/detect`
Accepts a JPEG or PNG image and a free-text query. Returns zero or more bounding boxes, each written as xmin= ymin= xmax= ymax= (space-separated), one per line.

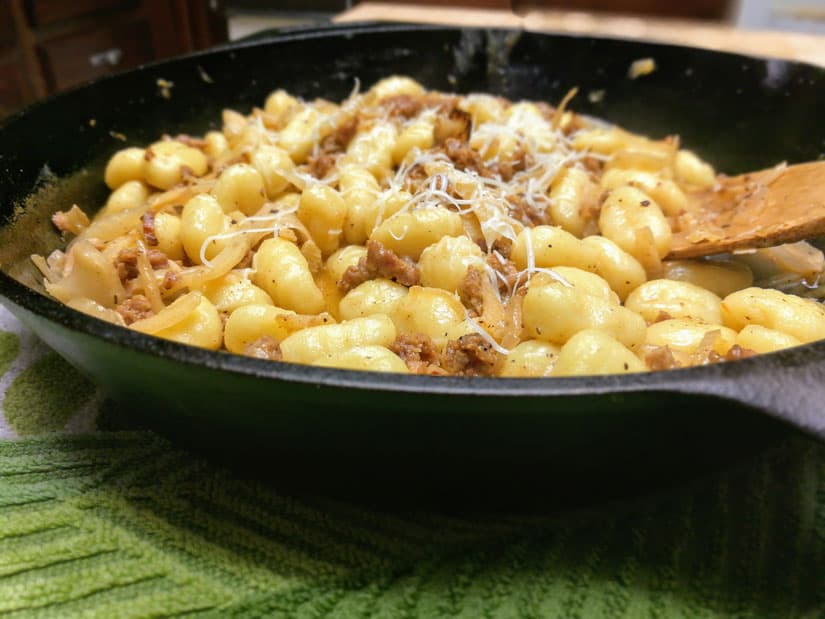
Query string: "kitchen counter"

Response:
xmin=335 ymin=2 xmax=825 ymax=67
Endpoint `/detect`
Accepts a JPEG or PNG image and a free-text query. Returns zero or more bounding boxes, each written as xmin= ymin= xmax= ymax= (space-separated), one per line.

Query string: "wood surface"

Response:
xmin=335 ymin=2 xmax=825 ymax=67
xmin=670 ymin=162 xmax=825 ymax=259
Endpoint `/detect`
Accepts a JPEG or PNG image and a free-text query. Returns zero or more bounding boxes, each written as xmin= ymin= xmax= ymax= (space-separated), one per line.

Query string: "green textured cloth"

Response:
xmin=1 ymin=307 xmax=825 ymax=618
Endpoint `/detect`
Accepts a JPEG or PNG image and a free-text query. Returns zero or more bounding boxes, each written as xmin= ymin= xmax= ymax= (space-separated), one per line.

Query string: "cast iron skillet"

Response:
xmin=1 ymin=23 xmax=823 ymax=504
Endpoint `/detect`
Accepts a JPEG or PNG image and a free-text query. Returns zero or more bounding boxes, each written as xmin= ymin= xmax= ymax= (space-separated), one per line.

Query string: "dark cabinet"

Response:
xmin=0 ymin=0 xmax=228 ymax=117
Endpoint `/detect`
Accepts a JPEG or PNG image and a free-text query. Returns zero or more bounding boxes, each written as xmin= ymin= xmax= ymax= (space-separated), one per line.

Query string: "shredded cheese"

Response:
xmin=36 ymin=75 xmax=741 ymax=378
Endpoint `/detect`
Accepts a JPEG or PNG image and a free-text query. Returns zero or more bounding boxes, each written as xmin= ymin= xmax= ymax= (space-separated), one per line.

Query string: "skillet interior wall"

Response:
xmin=1 ymin=24 xmax=824 ymax=283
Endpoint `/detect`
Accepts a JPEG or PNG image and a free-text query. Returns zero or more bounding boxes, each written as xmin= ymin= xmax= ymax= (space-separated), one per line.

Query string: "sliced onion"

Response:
xmin=31 ymin=254 xmax=58 ymax=284
xmin=134 ymin=241 xmax=165 ymax=313
xmin=147 ymin=181 xmax=215 ymax=214
xmin=76 ymin=204 xmax=147 ymax=244
xmin=172 ymin=238 xmax=250 ymax=292
xmin=130 ymin=291 xmax=201 ymax=335
xmin=66 ymin=297 xmax=125 ymax=326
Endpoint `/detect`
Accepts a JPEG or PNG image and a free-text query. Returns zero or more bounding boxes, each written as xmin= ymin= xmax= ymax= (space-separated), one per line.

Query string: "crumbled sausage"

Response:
xmin=442 ymin=137 xmax=488 ymax=176
xmin=116 ymin=247 xmax=168 ymax=282
xmin=367 ymin=240 xmax=420 ymax=285
xmin=709 ymin=344 xmax=758 ymax=364
xmin=308 ymin=115 xmax=358 ymax=178
xmin=441 ymin=333 xmax=502 ymax=376
xmin=382 ymin=94 xmax=423 ymax=119
xmin=401 ymin=162 xmax=431 ymax=194
xmin=440 ymin=138 xmax=526 ymax=183
xmin=434 ymin=108 xmax=471 ymax=144
xmin=338 ymin=260 xmax=371 ymax=292
xmin=116 ymin=248 xmax=139 ymax=281
xmin=580 ymin=154 xmax=604 ymax=176
xmin=338 ymin=240 xmax=420 ymax=292
xmin=162 ymin=271 xmax=180 ymax=290
xmin=390 ymin=333 xmax=441 ymax=374
xmin=116 ymin=294 xmax=153 ymax=324
xmin=506 ymin=194 xmax=548 ymax=227
xmin=489 ymin=148 xmax=529 ymax=182
xmin=142 ymin=212 xmax=158 ymax=246
xmin=324 ymin=115 xmax=359 ymax=153
xmin=308 ymin=152 xmax=338 ymax=179
xmin=486 ymin=251 xmax=520 ymax=294
xmin=148 ymin=250 xmax=168 ymax=269
xmin=491 ymin=236 xmax=513 ymax=260
xmin=459 ymin=267 xmax=485 ymax=316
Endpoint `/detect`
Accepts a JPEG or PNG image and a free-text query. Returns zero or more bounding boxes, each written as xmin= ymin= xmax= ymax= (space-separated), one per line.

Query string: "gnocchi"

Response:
xmin=37 ymin=76 xmax=825 ymax=377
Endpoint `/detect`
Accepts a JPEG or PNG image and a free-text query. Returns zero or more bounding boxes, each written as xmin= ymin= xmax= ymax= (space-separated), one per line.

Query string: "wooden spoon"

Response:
xmin=667 ymin=161 xmax=825 ymax=259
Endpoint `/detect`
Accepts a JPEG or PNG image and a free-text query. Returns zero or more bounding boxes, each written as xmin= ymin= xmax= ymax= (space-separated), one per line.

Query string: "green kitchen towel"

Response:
xmin=1 ymin=306 xmax=824 ymax=618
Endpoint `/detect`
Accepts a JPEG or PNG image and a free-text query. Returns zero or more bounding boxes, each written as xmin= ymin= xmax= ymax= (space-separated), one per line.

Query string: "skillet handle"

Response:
xmin=670 ymin=349 xmax=825 ymax=442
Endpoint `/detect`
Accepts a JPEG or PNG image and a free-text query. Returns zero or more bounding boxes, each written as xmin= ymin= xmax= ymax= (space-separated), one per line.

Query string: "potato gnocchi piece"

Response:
xmin=646 ymin=318 xmax=737 ymax=363
xmin=599 ymin=185 xmax=672 ymax=264
xmin=581 ymin=236 xmax=647 ymax=302
xmin=500 ymin=340 xmax=560 ymax=377
xmin=390 ymin=286 xmax=466 ymax=349
xmin=512 ymin=226 xmax=600 ymax=273
xmin=722 ymin=287 xmax=825 ymax=344
xmin=338 ymin=279 xmax=409 ymax=321
xmin=251 ymin=145 xmax=296 ymax=198
xmin=625 ymin=279 xmax=722 ymax=325
xmin=371 ymin=207 xmax=464 ymax=260
xmin=419 ymin=235 xmax=485 ymax=293
xmin=735 ymin=324 xmax=801 ymax=354
xmin=104 ymin=180 xmax=151 ymax=215
xmin=252 ymin=238 xmax=325 ymax=315
xmin=522 ymin=283 xmax=646 ymax=349
xmin=150 ymin=294 xmax=223 ymax=350
xmin=153 ymin=212 xmax=185 ymax=261
xmin=200 ymin=272 xmax=273 ymax=314
xmin=548 ymin=167 xmax=596 ymax=237
xmin=312 ymin=345 xmax=409 ymax=373
xmin=553 ymin=330 xmax=648 ymax=376
xmin=298 ymin=184 xmax=347 ymax=256
xmin=532 ymin=267 xmax=619 ymax=306
xmin=223 ymin=304 xmax=295 ymax=354
xmin=278 ymin=105 xmax=328 ymax=164
xmin=143 ymin=140 xmax=208 ymax=190
xmin=104 ymin=147 xmax=145 ymax=190
xmin=180 ymin=194 xmax=228 ymax=264
xmin=212 ymin=163 xmax=266 ymax=216
xmin=280 ymin=314 xmax=396 ymax=364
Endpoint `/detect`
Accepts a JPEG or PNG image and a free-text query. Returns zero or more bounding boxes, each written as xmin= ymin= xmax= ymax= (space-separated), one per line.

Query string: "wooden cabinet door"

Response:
xmin=0 ymin=0 xmax=228 ymax=116
xmin=37 ymin=18 xmax=156 ymax=91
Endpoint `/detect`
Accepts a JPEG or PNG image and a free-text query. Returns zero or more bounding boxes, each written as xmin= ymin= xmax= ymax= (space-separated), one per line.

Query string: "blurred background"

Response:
xmin=1 ymin=0 xmax=823 ymax=119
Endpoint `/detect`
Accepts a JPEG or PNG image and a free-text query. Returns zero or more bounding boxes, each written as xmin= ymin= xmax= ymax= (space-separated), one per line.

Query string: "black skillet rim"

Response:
xmin=1 ymin=21 xmax=824 ymax=398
